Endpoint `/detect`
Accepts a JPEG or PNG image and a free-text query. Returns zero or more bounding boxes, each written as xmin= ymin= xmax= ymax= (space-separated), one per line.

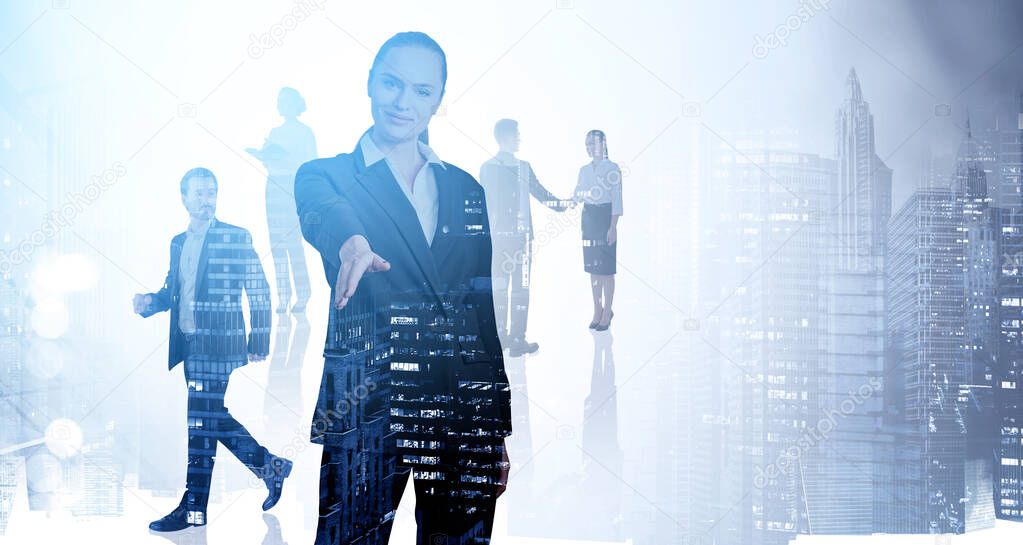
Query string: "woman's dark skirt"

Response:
xmin=581 ymin=202 xmax=616 ymax=275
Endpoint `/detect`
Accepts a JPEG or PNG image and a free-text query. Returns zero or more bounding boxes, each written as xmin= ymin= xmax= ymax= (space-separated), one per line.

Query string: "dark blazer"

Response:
xmin=295 ymin=137 xmax=512 ymax=440
xmin=140 ymin=219 xmax=272 ymax=370
xmin=479 ymin=156 xmax=565 ymax=240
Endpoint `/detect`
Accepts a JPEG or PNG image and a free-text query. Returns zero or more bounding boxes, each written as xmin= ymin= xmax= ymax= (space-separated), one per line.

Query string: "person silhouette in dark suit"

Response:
xmin=480 ymin=119 xmax=570 ymax=356
xmin=134 ymin=167 xmax=292 ymax=532
xmin=296 ymin=32 xmax=511 ymax=544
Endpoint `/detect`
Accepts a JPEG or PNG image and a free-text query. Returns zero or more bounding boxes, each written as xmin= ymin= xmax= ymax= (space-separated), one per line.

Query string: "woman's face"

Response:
xmin=277 ymin=92 xmax=301 ymax=117
xmin=368 ymin=46 xmax=444 ymax=146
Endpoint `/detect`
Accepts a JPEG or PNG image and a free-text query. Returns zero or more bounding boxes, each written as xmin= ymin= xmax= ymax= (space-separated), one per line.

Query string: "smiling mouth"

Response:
xmin=386 ymin=111 xmax=413 ymax=124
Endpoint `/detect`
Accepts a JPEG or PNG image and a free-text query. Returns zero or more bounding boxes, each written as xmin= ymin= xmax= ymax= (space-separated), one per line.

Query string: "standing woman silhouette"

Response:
xmin=246 ymin=87 xmax=317 ymax=313
xmin=573 ymin=129 xmax=622 ymax=331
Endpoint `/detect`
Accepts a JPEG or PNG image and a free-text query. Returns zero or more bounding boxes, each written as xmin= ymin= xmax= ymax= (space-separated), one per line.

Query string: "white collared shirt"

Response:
xmin=178 ymin=217 xmax=214 ymax=335
xmin=574 ymin=158 xmax=624 ymax=216
xmin=360 ymin=131 xmax=446 ymax=246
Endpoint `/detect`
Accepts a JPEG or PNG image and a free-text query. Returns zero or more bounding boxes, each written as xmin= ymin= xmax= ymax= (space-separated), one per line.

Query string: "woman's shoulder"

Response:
xmin=296 ymin=153 xmax=356 ymax=179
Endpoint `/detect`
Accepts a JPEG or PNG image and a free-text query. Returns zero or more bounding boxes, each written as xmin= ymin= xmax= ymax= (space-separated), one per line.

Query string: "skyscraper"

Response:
xmin=811 ymin=68 xmax=889 ymax=535
xmin=885 ymin=188 xmax=993 ymax=534
xmin=998 ymin=94 xmax=1023 ymax=208
xmin=955 ymin=118 xmax=999 ymax=530
xmin=316 ymin=294 xmax=396 ymax=545
xmin=0 ymin=279 xmax=23 ymax=449
xmin=997 ymin=206 xmax=1023 ymax=521
xmin=70 ymin=443 xmax=124 ymax=518
xmin=995 ymin=94 xmax=1023 ymax=522
xmin=0 ymin=455 xmax=17 ymax=536
xmin=699 ymin=136 xmax=829 ymax=545
xmin=833 ymin=68 xmax=891 ymax=271
xmin=0 ymin=279 xmax=24 ymax=536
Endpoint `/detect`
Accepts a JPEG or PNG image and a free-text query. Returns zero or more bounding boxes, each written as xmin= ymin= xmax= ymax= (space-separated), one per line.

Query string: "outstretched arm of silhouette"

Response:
xmin=527 ymin=163 xmax=569 ymax=212
xmin=295 ymin=161 xmax=388 ymax=310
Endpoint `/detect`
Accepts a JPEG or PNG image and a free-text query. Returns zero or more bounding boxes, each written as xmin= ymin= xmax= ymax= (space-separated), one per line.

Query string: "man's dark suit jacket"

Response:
xmin=295 ymin=138 xmax=512 ymax=443
xmin=140 ymin=219 xmax=272 ymax=370
xmin=479 ymin=157 xmax=563 ymax=239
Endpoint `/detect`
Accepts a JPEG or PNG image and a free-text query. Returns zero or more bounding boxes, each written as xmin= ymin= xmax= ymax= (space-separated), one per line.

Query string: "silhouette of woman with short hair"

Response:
xmin=246 ymin=87 xmax=317 ymax=313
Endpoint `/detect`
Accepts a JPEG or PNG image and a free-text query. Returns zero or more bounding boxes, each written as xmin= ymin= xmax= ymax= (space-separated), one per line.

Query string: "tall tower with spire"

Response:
xmin=805 ymin=68 xmax=889 ymax=536
xmin=958 ymin=114 xmax=998 ymax=391
xmin=955 ymin=114 xmax=999 ymax=531
xmin=832 ymin=68 xmax=892 ymax=272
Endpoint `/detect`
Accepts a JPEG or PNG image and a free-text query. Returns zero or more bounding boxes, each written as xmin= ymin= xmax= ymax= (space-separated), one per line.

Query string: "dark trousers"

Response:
xmin=314 ymin=446 xmax=501 ymax=545
xmin=181 ymin=349 xmax=270 ymax=520
xmin=313 ymin=351 xmax=505 ymax=545
xmin=492 ymin=233 xmax=531 ymax=345
xmin=394 ymin=465 xmax=498 ymax=545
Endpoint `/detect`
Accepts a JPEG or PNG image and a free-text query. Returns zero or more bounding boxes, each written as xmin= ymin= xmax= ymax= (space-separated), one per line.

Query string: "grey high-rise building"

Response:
xmin=885 ymin=188 xmax=993 ymax=534
xmin=387 ymin=289 xmax=510 ymax=539
xmin=809 ymin=68 xmax=889 ymax=535
xmin=949 ymin=99 xmax=1023 ymax=209
xmin=0 ymin=455 xmax=17 ymax=536
xmin=0 ymin=279 xmax=23 ymax=449
xmin=832 ymin=68 xmax=891 ymax=271
xmin=955 ymin=119 xmax=999 ymax=530
xmin=70 ymin=445 xmax=124 ymax=518
xmin=995 ymin=94 xmax=1023 ymax=522
xmin=999 ymin=95 xmax=1023 ymax=207
xmin=698 ymin=138 xmax=829 ymax=545
xmin=997 ymin=207 xmax=1023 ymax=521
xmin=0 ymin=279 xmax=24 ymax=536
xmin=316 ymin=295 xmax=396 ymax=545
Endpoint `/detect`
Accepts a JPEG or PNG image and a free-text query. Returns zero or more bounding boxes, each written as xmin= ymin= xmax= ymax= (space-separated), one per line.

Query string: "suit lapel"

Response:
xmin=352 ymin=146 xmax=443 ymax=298
xmin=170 ymin=234 xmax=184 ymax=297
xmin=429 ymin=163 xmax=460 ymax=267
xmin=195 ymin=219 xmax=215 ymax=297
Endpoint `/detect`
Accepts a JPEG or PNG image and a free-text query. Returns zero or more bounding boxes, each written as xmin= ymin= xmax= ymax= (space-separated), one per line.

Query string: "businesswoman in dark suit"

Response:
xmin=573 ymin=130 xmax=623 ymax=331
xmin=295 ymin=31 xmax=510 ymax=545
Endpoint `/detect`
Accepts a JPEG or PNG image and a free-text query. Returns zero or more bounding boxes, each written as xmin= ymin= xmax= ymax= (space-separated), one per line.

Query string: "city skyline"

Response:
xmin=4 ymin=2 xmax=1023 ymax=544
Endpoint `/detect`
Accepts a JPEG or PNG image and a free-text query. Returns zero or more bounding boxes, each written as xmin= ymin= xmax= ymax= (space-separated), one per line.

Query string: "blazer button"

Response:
xmin=441 ymin=225 xmax=449 ymax=234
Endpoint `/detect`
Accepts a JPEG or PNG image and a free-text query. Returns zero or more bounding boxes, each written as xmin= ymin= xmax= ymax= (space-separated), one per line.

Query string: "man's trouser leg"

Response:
xmin=183 ymin=357 xmax=271 ymax=521
xmin=507 ymin=235 xmax=531 ymax=345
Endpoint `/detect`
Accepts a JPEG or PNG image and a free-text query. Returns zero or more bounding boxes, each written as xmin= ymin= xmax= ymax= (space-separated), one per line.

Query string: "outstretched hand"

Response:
xmin=132 ymin=293 xmax=151 ymax=315
xmin=335 ymin=235 xmax=390 ymax=309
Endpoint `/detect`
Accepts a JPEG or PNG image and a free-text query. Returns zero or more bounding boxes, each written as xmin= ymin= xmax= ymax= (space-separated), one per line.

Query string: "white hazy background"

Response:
xmin=2 ymin=0 xmax=1023 ymax=543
